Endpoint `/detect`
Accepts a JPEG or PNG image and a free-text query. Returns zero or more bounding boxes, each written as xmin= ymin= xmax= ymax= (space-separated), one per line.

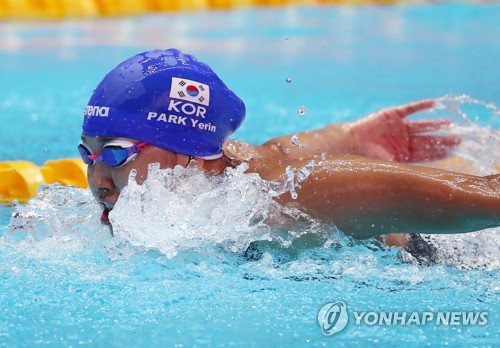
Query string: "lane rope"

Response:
xmin=0 ymin=159 xmax=88 ymax=203
xmin=0 ymin=0 xmax=403 ymax=19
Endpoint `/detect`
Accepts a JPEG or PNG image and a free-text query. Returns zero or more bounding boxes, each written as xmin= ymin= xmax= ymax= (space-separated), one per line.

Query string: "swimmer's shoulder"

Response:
xmin=222 ymin=139 xmax=291 ymax=181
xmin=223 ymin=139 xmax=264 ymax=162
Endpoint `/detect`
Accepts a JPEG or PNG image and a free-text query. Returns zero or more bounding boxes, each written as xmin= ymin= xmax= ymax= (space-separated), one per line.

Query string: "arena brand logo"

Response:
xmin=169 ymin=77 xmax=210 ymax=106
xmin=84 ymin=105 xmax=109 ymax=117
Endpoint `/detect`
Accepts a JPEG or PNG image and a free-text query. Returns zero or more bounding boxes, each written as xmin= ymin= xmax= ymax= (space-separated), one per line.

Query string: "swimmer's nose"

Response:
xmin=87 ymin=161 xmax=114 ymax=194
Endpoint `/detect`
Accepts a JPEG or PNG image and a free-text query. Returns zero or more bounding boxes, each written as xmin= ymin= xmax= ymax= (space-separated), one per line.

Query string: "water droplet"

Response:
xmin=297 ymin=106 xmax=307 ymax=116
xmin=286 ymin=77 xmax=292 ymax=83
xmin=128 ymin=169 xmax=137 ymax=181
xmin=296 ymin=161 xmax=315 ymax=182
xmin=290 ymin=135 xmax=309 ymax=149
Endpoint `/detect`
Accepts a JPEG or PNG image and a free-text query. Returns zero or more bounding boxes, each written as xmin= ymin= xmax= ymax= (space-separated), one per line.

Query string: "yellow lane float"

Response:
xmin=0 ymin=0 xmax=403 ymax=19
xmin=0 ymin=158 xmax=88 ymax=204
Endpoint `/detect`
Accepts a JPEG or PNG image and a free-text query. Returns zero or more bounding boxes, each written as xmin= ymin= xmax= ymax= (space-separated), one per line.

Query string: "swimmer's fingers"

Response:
xmin=409 ymin=149 xmax=449 ymax=162
xmin=409 ymin=135 xmax=460 ymax=151
xmin=410 ymin=135 xmax=461 ymax=150
xmin=408 ymin=119 xmax=453 ymax=134
xmin=408 ymin=135 xmax=461 ymax=162
xmin=381 ymin=99 xmax=436 ymax=119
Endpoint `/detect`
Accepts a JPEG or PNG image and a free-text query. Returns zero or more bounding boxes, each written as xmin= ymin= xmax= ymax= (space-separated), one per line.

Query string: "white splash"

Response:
xmin=3 ymin=184 xmax=116 ymax=264
xmin=421 ymin=95 xmax=500 ymax=269
xmin=281 ymin=160 xmax=316 ymax=200
xmin=110 ymin=163 xmax=284 ymax=258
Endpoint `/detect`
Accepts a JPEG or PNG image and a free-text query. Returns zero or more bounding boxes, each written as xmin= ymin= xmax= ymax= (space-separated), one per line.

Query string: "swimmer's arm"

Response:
xmin=239 ymin=99 xmax=459 ymax=163
xmin=251 ymin=157 xmax=500 ymax=239
xmin=223 ymin=121 xmax=358 ymax=161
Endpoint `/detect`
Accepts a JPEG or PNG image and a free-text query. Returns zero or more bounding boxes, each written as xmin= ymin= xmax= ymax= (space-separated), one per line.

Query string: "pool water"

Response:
xmin=1 ymin=3 xmax=499 ymax=347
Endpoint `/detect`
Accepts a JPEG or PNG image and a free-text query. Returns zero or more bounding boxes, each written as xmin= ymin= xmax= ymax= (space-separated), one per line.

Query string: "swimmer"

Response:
xmin=80 ymin=49 xmax=499 ymax=257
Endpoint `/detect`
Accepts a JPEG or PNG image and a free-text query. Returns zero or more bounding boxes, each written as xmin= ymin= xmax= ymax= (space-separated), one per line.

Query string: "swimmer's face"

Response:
xmin=81 ymin=136 xmax=191 ymax=224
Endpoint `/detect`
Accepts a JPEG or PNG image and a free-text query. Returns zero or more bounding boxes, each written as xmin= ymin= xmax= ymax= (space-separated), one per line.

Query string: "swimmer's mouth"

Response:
xmin=101 ymin=208 xmax=111 ymax=225
xmin=99 ymin=202 xmax=113 ymax=225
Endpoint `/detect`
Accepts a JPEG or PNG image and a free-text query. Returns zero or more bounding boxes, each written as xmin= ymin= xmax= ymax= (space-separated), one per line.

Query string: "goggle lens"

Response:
xmin=78 ymin=143 xmax=93 ymax=165
xmin=78 ymin=141 xmax=149 ymax=168
xmin=101 ymin=146 xmax=132 ymax=167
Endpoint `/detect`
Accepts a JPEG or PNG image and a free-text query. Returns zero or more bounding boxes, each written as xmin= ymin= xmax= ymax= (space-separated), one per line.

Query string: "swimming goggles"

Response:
xmin=78 ymin=139 xmax=150 ymax=168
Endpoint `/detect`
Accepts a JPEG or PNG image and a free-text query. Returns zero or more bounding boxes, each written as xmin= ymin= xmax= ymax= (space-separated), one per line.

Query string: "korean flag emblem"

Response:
xmin=169 ymin=77 xmax=210 ymax=106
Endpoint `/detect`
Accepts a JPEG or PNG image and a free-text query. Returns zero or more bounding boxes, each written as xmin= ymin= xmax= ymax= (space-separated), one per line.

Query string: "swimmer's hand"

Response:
xmin=348 ymin=99 xmax=460 ymax=162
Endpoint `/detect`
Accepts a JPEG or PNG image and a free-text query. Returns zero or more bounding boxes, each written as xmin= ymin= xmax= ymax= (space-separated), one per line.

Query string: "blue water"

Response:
xmin=1 ymin=3 xmax=499 ymax=347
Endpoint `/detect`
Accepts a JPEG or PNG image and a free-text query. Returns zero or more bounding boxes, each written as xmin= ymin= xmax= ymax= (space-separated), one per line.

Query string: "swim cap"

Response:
xmin=82 ymin=49 xmax=245 ymax=160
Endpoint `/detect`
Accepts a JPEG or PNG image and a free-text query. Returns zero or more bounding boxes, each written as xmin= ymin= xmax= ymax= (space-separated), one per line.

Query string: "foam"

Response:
xmin=110 ymin=162 xmax=324 ymax=258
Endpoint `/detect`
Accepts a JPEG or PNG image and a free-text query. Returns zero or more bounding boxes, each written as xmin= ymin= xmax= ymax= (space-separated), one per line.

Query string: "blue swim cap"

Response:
xmin=82 ymin=49 xmax=245 ymax=159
